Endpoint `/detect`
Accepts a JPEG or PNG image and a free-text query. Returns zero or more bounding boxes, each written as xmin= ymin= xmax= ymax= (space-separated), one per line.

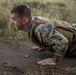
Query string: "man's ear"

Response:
xmin=22 ymin=17 xmax=29 ymax=24
xmin=22 ymin=18 xmax=26 ymax=24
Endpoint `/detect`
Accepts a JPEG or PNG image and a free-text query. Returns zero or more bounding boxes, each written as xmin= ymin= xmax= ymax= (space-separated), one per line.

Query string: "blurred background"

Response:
xmin=0 ymin=0 xmax=76 ymax=39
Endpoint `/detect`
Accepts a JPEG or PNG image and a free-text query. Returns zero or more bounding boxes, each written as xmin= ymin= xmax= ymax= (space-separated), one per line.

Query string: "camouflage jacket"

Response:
xmin=28 ymin=16 xmax=75 ymax=63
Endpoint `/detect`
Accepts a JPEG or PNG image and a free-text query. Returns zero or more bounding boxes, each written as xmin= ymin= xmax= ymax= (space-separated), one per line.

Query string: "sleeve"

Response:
xmin=34 ymin=24 xmax=68 ymax=63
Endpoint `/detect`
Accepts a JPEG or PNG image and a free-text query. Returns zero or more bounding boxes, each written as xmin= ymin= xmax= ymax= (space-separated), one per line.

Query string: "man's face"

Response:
xmin=11 ymin=13 xmax=24 ymax=30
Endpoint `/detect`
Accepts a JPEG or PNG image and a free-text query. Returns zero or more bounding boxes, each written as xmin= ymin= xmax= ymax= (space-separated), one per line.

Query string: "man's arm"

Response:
xmin=34 ymin=24 xmax=68 ymax=65
xmin=52 ymin=32 xmax=68 ymax=63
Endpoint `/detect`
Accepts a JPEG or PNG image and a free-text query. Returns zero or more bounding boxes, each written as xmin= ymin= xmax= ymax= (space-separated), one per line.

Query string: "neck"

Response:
xmin=21 ymin=18 xmax=31 ymax=31
xmin=22 ymin=19 xmax=31 ymax=31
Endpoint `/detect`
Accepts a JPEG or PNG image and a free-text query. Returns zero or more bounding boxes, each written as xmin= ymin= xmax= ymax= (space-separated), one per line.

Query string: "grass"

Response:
xmin=0 ymin=0 xmax=76 ymax=38
xmin=13 ymin=0 xmax=67 ymax=4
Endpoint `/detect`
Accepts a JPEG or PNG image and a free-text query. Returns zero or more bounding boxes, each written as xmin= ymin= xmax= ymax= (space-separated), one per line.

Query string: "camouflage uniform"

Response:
xmin=68 ymin=24 xmax=76 ymax=55
xmin=28 ymin=16 xmax=76 ymax=63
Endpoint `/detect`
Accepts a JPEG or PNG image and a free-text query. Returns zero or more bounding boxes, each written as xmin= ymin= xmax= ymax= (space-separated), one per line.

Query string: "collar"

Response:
xmin=28 ymin=17 xmax=35 ymax=38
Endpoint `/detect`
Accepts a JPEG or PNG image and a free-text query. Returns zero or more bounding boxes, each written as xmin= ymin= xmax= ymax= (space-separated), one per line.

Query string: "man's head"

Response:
xmin=11 ymin=4 xmax=31 ymax=31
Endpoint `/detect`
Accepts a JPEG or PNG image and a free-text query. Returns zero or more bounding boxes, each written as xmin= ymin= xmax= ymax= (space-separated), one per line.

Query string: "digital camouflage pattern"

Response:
xmin=34 ymin=24 xmax=68 ymax=63
xmin=28 ymin=16 xmax=76 ymax=63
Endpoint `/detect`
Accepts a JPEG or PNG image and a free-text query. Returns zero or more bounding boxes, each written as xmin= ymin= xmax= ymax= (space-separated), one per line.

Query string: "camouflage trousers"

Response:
xmin=67 ymin=24 xmax=76 ymax=55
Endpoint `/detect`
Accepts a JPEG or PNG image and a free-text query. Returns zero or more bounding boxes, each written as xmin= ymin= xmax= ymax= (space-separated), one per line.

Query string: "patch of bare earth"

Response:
xmin=0 ymin=38 xmax=76 ymax=75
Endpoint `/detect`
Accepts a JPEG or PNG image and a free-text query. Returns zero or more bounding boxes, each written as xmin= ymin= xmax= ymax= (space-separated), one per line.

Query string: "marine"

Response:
xmin=11 ymin=4 xmax=76 ymax=65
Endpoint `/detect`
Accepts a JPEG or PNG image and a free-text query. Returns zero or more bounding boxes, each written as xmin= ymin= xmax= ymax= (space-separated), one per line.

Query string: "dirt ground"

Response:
xmin=0 ymin=38 xmax=76 ymax=75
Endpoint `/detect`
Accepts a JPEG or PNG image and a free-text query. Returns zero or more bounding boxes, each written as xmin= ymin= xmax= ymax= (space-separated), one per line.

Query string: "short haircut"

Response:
xmin=11 ymin=4 xmax=31 ymax=19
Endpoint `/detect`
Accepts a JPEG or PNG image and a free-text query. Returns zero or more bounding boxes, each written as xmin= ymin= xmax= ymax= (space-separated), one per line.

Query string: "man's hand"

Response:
xmin=37 ymin=58 xmax=56 ymax=66
xmin=31 ymin=46 xmax=44 ymax=51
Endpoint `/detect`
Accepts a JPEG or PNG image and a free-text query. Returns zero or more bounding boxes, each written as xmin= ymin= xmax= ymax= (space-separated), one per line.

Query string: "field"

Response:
xmin=0 ymin=0 xmax=76 ymax=38
xmin=0 ymin=0 xmax=76 ymax=75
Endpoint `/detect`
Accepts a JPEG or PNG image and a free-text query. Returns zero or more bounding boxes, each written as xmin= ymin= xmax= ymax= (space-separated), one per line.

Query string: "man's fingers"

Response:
xmin=31 ymin=46 xmax=40 ymax=50
xmin=37 ymin=61 xmax=56 ymax=65
xmin=37 ymin=58 xmax=56 ymax=66
xmin=38 ymin=48 xmax=43 ymax=51
xmin=31 ymin=46 xmax=45 ymax=51
xmin=37 ymin=61 xmax=47 ymax=65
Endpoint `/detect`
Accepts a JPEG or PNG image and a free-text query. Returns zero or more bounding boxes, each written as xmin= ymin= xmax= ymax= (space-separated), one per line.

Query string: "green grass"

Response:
xmin=13 ymin=0 xmax=67 ymax=4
